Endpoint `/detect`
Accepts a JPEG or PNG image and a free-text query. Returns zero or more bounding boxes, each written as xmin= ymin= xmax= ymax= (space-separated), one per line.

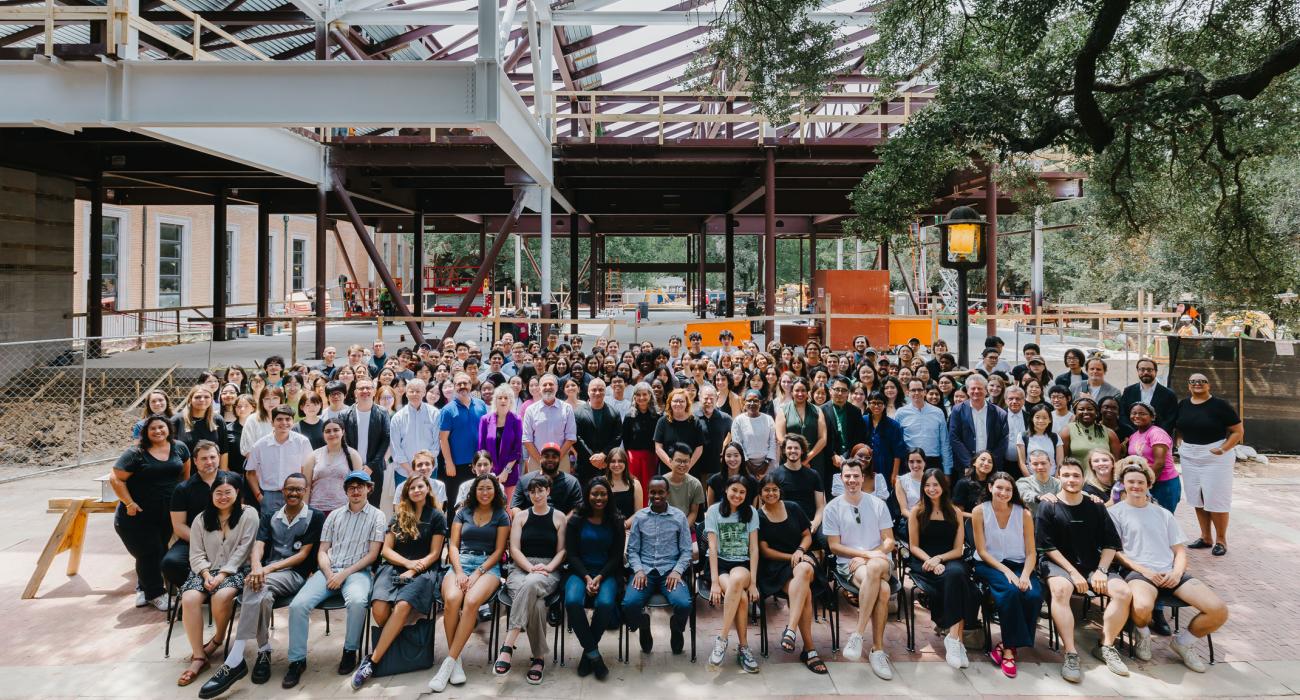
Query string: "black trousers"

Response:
xmin=161 ymin=541 xmax=191 ymax=589
xmin=367 ymin=464 xmax=387 ymax=508
xmin=114 ymin=506 xmax=172 ymax=599
xmin=909 ymin=558 xmax=980 ymax=628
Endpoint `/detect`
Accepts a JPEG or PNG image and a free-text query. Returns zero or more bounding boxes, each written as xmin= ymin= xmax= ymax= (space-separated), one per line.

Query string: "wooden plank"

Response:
xmin=64 ymin=510 xmax=88 ymax=576
xmin=23 ymin=499 xmax=87 ymax=599
xmin=122 ymin=363 xmax=180 ymax=415
xmin=25 ymin=371 xmax=65 ymax=405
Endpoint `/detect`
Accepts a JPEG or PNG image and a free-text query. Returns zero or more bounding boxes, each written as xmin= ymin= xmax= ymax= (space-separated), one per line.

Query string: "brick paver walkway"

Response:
xmin=2 ymin=459 xmax=1296 ymax=698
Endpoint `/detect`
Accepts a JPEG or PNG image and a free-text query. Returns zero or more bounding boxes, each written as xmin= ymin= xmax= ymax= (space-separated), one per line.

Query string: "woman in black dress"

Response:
xmin=755 ymin=475 xmax=827 ymax=674
xmin=603 ymin=447 xmax=642 ymax=522
xmin=906 ymin=468 xmax=976 ymax=669
xmin=108 ymin=414 xmax=190 ymax=611
xmin=171 ymin=384 xmax=227 ymax=471
xmin=706 ymin=442 xmax=757 ymax=508
xmin=952 ymin=450 xmax=996 ymax=519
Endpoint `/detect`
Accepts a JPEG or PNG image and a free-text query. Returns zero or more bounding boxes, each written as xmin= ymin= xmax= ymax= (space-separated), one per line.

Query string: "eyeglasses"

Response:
xmin=1188 ymin=379 xmax=1209 ymax=385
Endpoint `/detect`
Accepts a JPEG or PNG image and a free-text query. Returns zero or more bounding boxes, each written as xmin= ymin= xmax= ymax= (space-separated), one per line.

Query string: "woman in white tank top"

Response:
xmin=895 ymin=449 xmax=926 ymax=516
xmin=970 ymin=472 xmax=1042 ymax=679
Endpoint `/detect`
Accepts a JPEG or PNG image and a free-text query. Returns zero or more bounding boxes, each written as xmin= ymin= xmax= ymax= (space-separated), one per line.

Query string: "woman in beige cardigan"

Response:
xmin=177 ymin=471 xmax=259 ymax=687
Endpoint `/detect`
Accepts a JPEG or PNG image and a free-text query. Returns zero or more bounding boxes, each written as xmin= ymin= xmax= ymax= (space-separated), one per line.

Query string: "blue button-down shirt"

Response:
xmin=627 ymin=505 xmax=692 ymax=576
xmin=895 ymin=402 xmax=952 ymax=474
xmin=440 ymin=396 xmax=488 ymax=466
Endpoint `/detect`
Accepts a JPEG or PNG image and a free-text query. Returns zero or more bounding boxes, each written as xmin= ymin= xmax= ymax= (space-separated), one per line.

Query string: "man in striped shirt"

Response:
xmin=284 ymin=471 xmax=386 ymax=687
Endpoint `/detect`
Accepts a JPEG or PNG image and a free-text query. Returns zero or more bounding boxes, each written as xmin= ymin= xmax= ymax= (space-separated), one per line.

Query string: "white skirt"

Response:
xmin=1180 ymin=439 xmax=1234 ymax=512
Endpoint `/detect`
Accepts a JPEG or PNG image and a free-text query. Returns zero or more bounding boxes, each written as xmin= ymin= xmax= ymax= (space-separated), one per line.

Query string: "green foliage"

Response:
xmin=690 ymin=0 xmax=841 ymax=123
xmin=847 ymin=0 xmax=1300 ymax=318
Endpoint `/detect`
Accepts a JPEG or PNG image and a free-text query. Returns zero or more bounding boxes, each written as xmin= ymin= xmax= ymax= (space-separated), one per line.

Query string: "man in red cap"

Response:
xmin=511 ymin=442 xmax=583 ymax=514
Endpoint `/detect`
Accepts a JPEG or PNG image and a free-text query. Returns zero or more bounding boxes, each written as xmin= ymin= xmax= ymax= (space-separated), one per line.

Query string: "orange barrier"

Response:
xmin=684 ymin=319 xmax=753 ymax=345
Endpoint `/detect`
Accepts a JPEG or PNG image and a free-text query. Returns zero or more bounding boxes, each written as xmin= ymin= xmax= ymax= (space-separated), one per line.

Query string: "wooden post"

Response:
xmin=174 ymin=308 xmax=181 ymax=344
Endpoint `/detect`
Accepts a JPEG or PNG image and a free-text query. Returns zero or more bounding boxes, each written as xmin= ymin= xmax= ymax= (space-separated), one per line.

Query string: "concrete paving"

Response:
xmin=5 ymin=459 xmax=1296 ymax=698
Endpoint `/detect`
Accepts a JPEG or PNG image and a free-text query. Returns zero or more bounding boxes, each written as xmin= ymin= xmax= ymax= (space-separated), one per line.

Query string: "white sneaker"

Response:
xmin=149 ymin=594 xmax=170 ymax=612
xmin=842 ymin=632 xmax=864 ymax=661
xmin=1170 ymin=638 xmax=1207 ymax=673
xmin=958 ymin=643 xmax=970 ymax=668
xmin=707 ymin=636 xmax=728 ymax=669
xmin=429 ymin=657 xmax=455 ymax=692
xmin=449 ymin=656 xmax=467 ymax=684
xmin=1134 ymin=627 xmax=1153 ymax=662
xmin=944 ymin=635 xmax=964 ymax=669
xmin=134 ymin=590 xmax=148 ymax=608
xmin=868 ymin=649 xmax=894 ymax=680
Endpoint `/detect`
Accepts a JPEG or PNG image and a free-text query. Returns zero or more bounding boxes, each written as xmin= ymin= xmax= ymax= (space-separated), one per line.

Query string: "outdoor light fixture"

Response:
xmin=936 ymin=205 xmax=990 ymax=367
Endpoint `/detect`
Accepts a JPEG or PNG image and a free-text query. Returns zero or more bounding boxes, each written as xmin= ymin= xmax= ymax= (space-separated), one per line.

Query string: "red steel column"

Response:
xmin=763 ymin=149 xmax=777 ymax=341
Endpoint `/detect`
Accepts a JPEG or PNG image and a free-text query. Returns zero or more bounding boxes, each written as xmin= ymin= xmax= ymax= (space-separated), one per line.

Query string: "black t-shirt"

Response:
xmin=758 ymin=500 xmax=810 ymax=560
xmin=116 ymin=441 xmax=190 ymax=509
xmin=225 ymin=420 xmax=246 ymax=474
xmin=653 ymin=415 xmax=704 ymax=468
xmin=170 ymin=414 xmax=227 ymax=456
xmin=1035 ymin=497 xmax=1122 ymax=574
xmin=385 ymin=505 xmax=448 ymax=565
xmin=693 ymin=410 xmax=733 ymax=480
xmin=295 ymin=419 xmax=327 ymax=450
xmin=771 ymin=465 xmax=823 ymax=522
xmin=1174 ymin=396 xmax=1240 ymax=445
xmin=952 ymin=476 xmax=990 ymax=513
xmin=170 ymin=474 xmax=214 ymax=528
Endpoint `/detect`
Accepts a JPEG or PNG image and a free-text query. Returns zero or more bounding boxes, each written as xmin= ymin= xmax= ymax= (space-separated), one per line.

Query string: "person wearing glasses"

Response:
xmin=1174 ymin=374 xmax=1243 ymax=556
xmin=823 ymin=460 xmax=896 ymax=680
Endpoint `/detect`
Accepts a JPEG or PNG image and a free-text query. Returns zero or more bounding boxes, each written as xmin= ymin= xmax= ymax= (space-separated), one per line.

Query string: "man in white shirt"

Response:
xmin=389 ymin=378 xmax=439 ymax=488
xmin=522 ymin=373 xmax=576 ymax=472
xmin=822 ymin=461 xmax=896 ymax=680
xmin=342 ymin=378 xmax=391 ymax=507
xmin=1004 ymin=386 xmax=1029 ymax=475
xmin=1111 ymin=462 xmax=1227 ymax=673
xmin=246 ymin=405 xmax=313 ymax=516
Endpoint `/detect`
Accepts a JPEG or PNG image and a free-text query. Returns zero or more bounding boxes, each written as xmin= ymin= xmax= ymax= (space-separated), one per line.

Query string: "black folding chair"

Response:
xmin=488 ymin=579 xmax=566 ymax=665
xmin=617 ymin=565 xmax=698 ymax=663
xmin=825 ymin=555 xmax=900 ymax=653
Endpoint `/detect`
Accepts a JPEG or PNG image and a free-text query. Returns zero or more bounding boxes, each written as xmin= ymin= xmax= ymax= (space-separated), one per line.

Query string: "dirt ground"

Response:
xmin=0 ymin=400 xmax=135 ymax=471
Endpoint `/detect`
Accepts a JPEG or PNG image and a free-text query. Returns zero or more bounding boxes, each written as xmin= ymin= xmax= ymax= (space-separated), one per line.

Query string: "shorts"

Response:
xmin=180 ymin=566 xmax=247 ymax=594
xmin=717 ymin=559 xmax=750 ymax=577
xmin=1044 ymin=561 xmax=1125 ymax=586
xmin=459 ymin=551 xmax=502 ymax=579
xmin=1123 ymin=570 xmax=1194 ymax=591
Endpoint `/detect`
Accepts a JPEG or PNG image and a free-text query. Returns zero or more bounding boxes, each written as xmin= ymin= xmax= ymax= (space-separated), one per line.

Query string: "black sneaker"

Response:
xmin=547 ymin=605 xmax=563 ymax=627
xmin=198 ymin=661 xmax=247 ymax=699
xmin=577 ymin=652 xmax=593 ymax=677
xmin=338 ymin=649 xmax=358 ymax=675
xmin=281 ymin=660 xmax=306 ymax=689
xmin=670 ymin=625 xmax=685 ymax=655
xmin=639 ymin=615 xmax=653 ymax=652
xmin=251 ymin=650 xmax=272 ymax=684
xmin=592 ymin=653 xmax=609 ymax=680
xmin=478 ymin=603 xmax=493 ymax=622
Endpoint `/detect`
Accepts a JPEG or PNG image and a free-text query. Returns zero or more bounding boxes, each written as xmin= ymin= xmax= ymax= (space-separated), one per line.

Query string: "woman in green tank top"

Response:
xmin=1059 ymin=397 xmax=1120 ymax=463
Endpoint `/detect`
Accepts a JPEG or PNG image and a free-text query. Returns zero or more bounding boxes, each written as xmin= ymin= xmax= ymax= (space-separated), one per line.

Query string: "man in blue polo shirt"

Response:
xmin=439 ymin=371 xmax=488 ymax=507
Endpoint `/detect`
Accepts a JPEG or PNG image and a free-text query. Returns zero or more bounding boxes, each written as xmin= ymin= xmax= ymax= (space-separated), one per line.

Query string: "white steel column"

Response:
xmin=514 ymin=231 xmax=522 ymax=308
xmin=540 ymin=188 xmax=552 ymax=311
xmin=836 ymin=239 xmax=843 ymax=269
xmin=1031 ymin=205 xmax=1044 ymax=313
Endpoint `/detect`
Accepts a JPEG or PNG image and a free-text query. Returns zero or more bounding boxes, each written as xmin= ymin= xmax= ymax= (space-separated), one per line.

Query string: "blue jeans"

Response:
xmin=288 ymin=570 xmax=373 ymax=662
xmin=621 ymin=569 xmax=691 ymax=633
xmin=1152 ymin=476 xmax=1181 ymax=515
xmin=565 ymin=574 xmax=619 ymax=652
xmin=973 ymin=560 xmax=1042 ymax=650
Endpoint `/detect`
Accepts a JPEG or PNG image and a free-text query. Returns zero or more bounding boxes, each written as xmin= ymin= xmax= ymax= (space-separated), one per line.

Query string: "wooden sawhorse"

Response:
xmin=23 ymin=497 xmax=118 ymax=599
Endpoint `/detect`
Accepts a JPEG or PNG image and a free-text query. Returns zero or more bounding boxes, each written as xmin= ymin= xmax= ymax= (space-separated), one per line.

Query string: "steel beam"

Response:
xmin=316 ymin=188 xmax=328 ymax=357
xmin=87 ymin=175 xmax=103 ymax=357
xmin=570 ymin=210 xmax=579 ymax=334
xmin=338 ymin=9 xmax=878 ymax=25
xmin=330 ymin=171 xmax=425 ymax=343
xmin=257 ymin=205 xmax=271 ymax=333
xmin=413 ymin=210 xmax=425 ymax=317
xmin=443 ymin=190 xmax=526 ymax=340
xmin=724 ymin=213 xmax=735 ymax=317
xmin=213 ymin=187 xmax=228 ymax=341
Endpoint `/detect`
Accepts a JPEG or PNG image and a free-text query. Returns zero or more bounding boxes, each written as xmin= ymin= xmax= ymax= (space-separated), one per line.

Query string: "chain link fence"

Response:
xmin=0 ymin=332 xmax=215 ymax=473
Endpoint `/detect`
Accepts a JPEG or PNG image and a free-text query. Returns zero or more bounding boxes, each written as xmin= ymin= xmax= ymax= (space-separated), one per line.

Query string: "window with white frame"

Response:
xmin=158 ymin=222 xmax=184 ymax=307
xmin=291 ymin=238 xmax=305 ymax=293
xmin=101 ymin=216 xmax=121 ymax=300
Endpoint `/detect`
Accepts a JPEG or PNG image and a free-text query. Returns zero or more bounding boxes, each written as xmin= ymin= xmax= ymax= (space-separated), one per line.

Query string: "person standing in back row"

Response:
xmin=1174 ymin=374 xmax=1243 ymax=556
xmin=341 ymin=378 xmax=391 ymax=508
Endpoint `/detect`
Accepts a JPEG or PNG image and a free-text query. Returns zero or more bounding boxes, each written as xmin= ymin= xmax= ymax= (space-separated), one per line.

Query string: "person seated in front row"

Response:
xmin=1111 ymin=462 xmax=1228 ymax=672
xmin=565 ymin=477 xmax=626 ymax=680
xmin=429 ymin=474 xmax=511 ymax=692
xmin=495 ymin=475 xmax=568 ymax=685
xmin=823 ymin=460 xmax=896 ymax=680
xmin=906 ymin=468 xmax=977 ymax=670
xmin=622 ymin=476 xmax=693 ymax=655
xmin=1036 ymin=458 xmax=1131 ymax=683
xmin=970 ymin=471 xmax=1042 ymax=679
xmin=199 ymin=473 xmax=323 ymax=698
xmin=350 ymin=475 xmax=447 ymax=690
xmin=177 ymin=471 xmax=259 ymax=688
xmin=755 ymin=475 xmax=827 ymax=674
xmin=704 ymin=475 xmax=761 ymax=674
xmin=283 ymin=471 xmax=386 ymax=688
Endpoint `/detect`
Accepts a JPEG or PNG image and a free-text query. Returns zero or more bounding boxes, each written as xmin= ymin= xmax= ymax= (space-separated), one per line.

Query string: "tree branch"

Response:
xmin=1206 ymin=36 xmax=1300 ymax=100
xmin=1073 ymin=0 xmax=1133 ymax=152
xmin=1093 ymin=66 xmax=1197 ymax=93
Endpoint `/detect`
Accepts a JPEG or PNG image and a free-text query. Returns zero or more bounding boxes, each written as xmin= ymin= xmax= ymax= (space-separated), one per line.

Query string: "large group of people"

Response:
xmin=107 ymin=329 xmax=1238 ymax=695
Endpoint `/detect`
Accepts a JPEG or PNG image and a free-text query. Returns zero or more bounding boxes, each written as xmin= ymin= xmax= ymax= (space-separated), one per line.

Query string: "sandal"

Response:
xmin=780 ymin=627 xmax=797 ymax=654
xmin=493 ymin=645 xmax=514 ymax=675
xmin=177 ymin=656 xmax=208 ymax=686
xmin=800 ymin=649 xmax=828 ymax=675
xmin=526 ymin=657 xmax=544 ymax=685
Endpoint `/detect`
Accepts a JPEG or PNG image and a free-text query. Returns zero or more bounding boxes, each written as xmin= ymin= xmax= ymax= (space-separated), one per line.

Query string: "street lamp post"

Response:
xmin=936 ymin=205 xmax=989 ymax=368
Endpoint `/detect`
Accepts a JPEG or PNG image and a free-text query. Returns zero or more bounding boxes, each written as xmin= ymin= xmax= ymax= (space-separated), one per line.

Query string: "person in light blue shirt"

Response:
xmin=439 ymin=372 xmax=489 ymax=506
xmin=389 ymin=379 xmax=440 ymax=489
xmin=895 ymin=378 xmax=952 ymax=475
xmin=623 ymin=476 xmax=692 ymax=654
